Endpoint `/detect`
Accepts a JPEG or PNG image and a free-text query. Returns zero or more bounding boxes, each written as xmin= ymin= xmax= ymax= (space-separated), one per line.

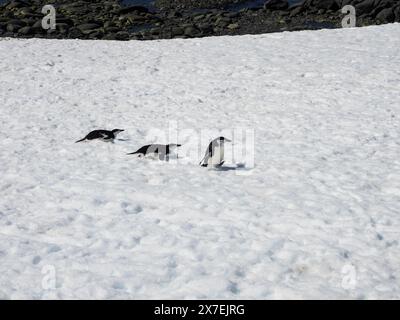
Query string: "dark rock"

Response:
xmin=32 ymin=20 xmax=43 ymax=31
xmin=150 ymin=27 xmax=161 ymax=35
xmin=68 ymin=27 xmax=83 ymax=38
xmin=215 ymin=16 xmax=231 ymax=27
xmin=77 ymin=23 xmax=101 ymax=32
xmin=264 ymin=0 xmax=289 ymax=11
xmin=102 ymin=33 xmax=118 ymax=40
xmin=20 ymin=18 xmax=35 ymax=26
xmin=105 ymin=26 xmax=121 ymax=33
xmin=355 ymin=0 xmax=376 ymax=16
xmin=197 ymin=23 xmax=213 ymax=32
xmin=156 ymin=0 xmax=250 ymax=10
xmin=122 ymin=13 xmax=147 ymax=24
xmin=394 ymin=5 xmax=400 ymax=21
xmin=376 ymin=7 xmax=395 ymax=22
xmin=170 ymin=26 xmax=183 ymax=36
xmin=57 ymin=18 xmax=74 ymax=26
xmin=290 ymin=5 xmax=303 ymax=17
xmin=17 ymin=7 xmax=34 ymax=17
xmin=56 ymin=23 xmax=70 ymax=33
xmin=6 ymin=0 xmax=26 ymax=10
xmin=88 ymin=30 xmax=104 ymax=39
xmin=308 ymin=0 xmax=340 ymax=11
xmin=115 ymin=31 xmax=130 ymax=40
xmin=118 ymin=6 xmax=149 ymax=15
xmin=6 ymin=19 xmax=26 ymax=26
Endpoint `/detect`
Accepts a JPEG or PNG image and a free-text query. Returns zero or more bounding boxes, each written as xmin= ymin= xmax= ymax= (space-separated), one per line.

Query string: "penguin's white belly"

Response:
xmin=145 ymin=152 xmax=159 ymax=159
xmin=207 ymin=147 xmax=224 ymax=166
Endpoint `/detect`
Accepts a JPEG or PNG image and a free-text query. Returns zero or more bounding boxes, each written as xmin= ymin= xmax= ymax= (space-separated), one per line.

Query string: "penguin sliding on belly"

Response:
xmin=200 ymin=137 xmax=231 ymax=167
xmin=128 ymin=144 xmax=182 ymax=161
xmin=75 ymin=129 xmax=124 ymax=143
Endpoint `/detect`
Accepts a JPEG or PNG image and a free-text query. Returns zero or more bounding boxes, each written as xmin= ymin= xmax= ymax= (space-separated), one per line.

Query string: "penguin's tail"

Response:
xmin=75 ymin=138 xmax=86 ymax=143
xmin=127 ymin=151 xmax=140 ymax=155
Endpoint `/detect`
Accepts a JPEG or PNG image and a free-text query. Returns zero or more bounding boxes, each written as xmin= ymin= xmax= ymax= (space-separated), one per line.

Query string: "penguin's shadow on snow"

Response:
xmin=213 ymin=166 xmax=238 ymax=172
xmin=212 ymin=164 xmax=250 ymax=172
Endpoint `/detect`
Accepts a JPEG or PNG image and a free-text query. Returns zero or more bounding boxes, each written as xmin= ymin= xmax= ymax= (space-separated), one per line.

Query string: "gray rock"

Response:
xmin=7 ymin=23 xmax=23 ymax=32
xmin=184 ymin=25 xmax=197 ymax=36
xmin=227 ymin=22 xmax=239 ymax=29
xmin=18 ymin=26 xmax=33 ymax=35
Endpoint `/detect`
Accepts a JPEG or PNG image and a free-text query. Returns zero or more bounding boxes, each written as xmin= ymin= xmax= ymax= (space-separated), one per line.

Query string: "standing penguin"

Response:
xmin=75 ymin=129 xmax=124 ymax=143
xmin=127 ymin=144 xmax=181 ymax=161
xmin=200 ymin=137 xmax=231 ymax=167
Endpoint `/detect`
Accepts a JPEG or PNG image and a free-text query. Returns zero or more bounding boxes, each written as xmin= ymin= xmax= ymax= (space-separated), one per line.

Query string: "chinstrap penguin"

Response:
xmin=200 ymin=137 xmax=231 ymax=167
xmin=75 ymin=129 xmax=124 ymax=143
xmin=127 ymin=144 xmax=182 ymax=161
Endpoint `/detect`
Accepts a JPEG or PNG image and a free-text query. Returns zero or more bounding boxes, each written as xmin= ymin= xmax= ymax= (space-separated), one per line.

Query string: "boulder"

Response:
xmin=376 ymin=7 xmax=395 ymax=22
xmin=115 ymin=31 xmax=130 ymax=40
xmin=118 ymin=6 xmax=149 ymax=15
xmin=77 ymin=23 xmax=101 ymax=32
xmin=7 ymin=22 xmax=24 ymax=32
xmin=264 ymin=0 xmax=289 ymax=10
xmin=355 ymin=0 xmax=376 ymax=16
xmin=18 ymin=25 xmax=33 ymax=35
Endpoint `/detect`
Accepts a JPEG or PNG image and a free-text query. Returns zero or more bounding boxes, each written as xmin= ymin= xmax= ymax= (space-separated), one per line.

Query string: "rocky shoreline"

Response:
xmin=0 ymin=0 xmax=399 ymax=40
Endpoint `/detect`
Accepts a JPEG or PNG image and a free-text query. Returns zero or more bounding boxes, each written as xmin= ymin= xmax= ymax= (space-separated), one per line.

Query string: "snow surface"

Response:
xmin=1 ymin=24 xmax=400 ymax=299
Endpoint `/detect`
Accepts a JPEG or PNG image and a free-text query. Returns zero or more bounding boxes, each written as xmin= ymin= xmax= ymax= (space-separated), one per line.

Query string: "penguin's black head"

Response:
xmin=218 ymin=137 xmax=231 ymax=142
xmin=112 ymin=129 xmax=124 ymax=134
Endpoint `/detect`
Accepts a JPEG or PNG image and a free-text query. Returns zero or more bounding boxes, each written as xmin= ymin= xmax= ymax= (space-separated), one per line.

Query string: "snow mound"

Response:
xmin=0 ymin=24 xmax=400 ymax=299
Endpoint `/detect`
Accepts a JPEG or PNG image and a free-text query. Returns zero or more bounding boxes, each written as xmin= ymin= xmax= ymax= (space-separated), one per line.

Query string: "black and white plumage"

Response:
xmin=75 ymin=129 xmax=124 ymax=143
xmin=200 ymin=137 xmax=231 ymax=167
xmin=127 ymin=144 xmax=181 ymax=161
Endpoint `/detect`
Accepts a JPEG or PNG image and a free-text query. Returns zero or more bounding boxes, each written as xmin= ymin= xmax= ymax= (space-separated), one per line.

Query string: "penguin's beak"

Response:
xmin=225 ymin=138 xmax=232 ymax=142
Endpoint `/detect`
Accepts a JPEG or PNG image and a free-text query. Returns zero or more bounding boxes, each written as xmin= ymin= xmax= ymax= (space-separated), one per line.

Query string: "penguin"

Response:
xmin=75 ymin=129 xmax=124 ymax=143
xmin=199 ymin=137 xmax=231 ymax=167
xmin=127 ymin=144 xmax=182 ymax=161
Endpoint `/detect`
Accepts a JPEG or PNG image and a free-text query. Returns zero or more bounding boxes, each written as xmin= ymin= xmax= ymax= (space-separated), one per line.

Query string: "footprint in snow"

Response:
xmin=32 ymin=256 xmax=41 ymax=265
xmin=121 ymin=202 xmax=143 ymax=215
